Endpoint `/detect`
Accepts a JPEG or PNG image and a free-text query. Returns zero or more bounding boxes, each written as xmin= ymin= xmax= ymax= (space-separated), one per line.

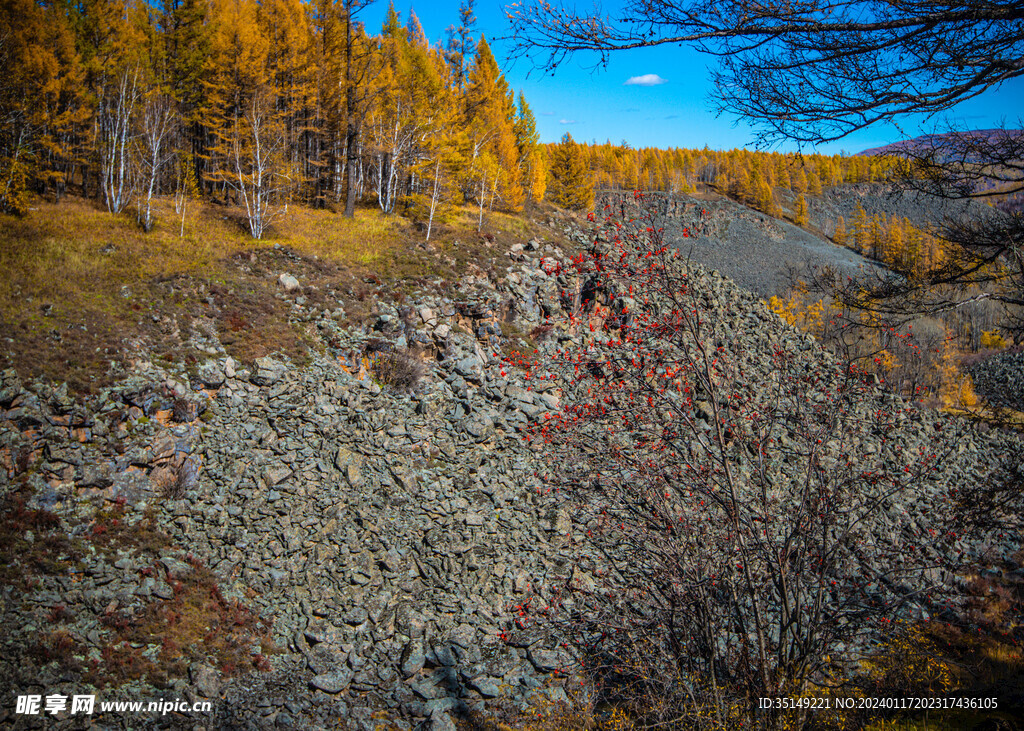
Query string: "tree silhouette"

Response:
xmin=507 ymin=0 xmax=1024 ymax=338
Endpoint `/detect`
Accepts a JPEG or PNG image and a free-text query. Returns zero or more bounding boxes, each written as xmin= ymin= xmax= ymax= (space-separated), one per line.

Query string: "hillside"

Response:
xmin=859 ymin=131 xmax=1024 ymax=213
xmin=859 ymin=129 xmax=1024 ymax=159
xmin=2 ymin=193 xmax=1023 ymax=729
xmin=597 ymin=184 xmax=990 ymax=299
xmin=599 ymin=191 xmax=881 ymax=298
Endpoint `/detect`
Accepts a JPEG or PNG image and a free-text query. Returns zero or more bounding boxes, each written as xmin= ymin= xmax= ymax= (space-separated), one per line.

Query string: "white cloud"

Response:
xmin=625 ymin=74 xmax=668 ymax=86
xmin=559 ymin=119 xmax=577 ymax=124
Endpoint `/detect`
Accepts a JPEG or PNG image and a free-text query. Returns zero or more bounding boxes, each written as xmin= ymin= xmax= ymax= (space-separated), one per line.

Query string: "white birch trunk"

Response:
xmin=100 ymin=67 xmax=139 ymax=214
xmin=426 ymin=159 xmax=441 ymax=243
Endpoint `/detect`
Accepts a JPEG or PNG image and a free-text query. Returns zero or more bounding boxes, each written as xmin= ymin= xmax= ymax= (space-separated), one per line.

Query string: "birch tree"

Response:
xmin=134 ymin=91 xmax=174 ymax=231
xmin=98 ymin=65 xmax=139 ymax=213
xmin=232 ymin=91 xmax=288 ymax=239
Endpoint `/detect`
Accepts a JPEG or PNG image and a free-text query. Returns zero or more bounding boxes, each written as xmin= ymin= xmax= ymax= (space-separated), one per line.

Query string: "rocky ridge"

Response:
xmin=1 ymin=201 xmax=1022 ymax=730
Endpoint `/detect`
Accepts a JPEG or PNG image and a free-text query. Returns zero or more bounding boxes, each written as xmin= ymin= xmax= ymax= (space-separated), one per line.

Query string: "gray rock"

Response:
xmin=198 ymin=363 xmax=226 ymax=388
xmin=78 ymin=464 xmax=114 ymax=488
xmin=400 ymin=640 xmax=425 ymax=678
xmin=310 ymin=668 xmax=354 ymax=694
xmin=464 ymin=414 xmax=494 ymax=441
xmin=252 ymin=357 xmax=288 ymax=386
xmin=466 ymin=675 xmax=502 ymax=698
xmin=428 ymin=710 xmax=458 ymax=731
xmin=263 ymin=465 xmax=293 ymax=486
xmin=455 ymin=356 xmax=483 ymax=382
xmin=345 ymin=463 xmax=363 ymax=488
xmin=190 ymin=663 xmax=221 ymax=698
xmin=160 ymin=556 xmax=192 ymax=578
xmin=279 ymin=273 xmax=301 ymax=292
xmin=527 ymin=647 xmax=570 ymax=673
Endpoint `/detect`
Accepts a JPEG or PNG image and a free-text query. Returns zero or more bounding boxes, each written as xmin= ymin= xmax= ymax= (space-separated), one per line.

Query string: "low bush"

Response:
xmin=369 ymin=350 xmax=425 ymax=392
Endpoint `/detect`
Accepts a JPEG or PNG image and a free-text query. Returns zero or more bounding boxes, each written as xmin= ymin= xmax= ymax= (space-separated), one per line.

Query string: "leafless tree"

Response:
xmin=509 ymin=197 xmax=968 ymax=728
xmin=231 ymin=92 xmax=290 ymax=240
xmin=134 ymin=91 xmax=175 ymax=232
xmin=506 ymin=0 xmax=1024 ymax=339
xmin=98 ymin=66 xmax=139 ymax=214
xmin=507 ymin=1 xmax=1023 ymax=143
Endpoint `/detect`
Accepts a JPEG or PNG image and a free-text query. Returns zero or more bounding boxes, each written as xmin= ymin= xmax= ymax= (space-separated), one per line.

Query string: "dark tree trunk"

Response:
xmin=342 ymin=3 xmax=357 ymax=218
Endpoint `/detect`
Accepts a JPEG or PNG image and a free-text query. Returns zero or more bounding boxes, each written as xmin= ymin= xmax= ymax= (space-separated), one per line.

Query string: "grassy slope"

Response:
xmin=0 ymin=195 xmax=558 ymax=392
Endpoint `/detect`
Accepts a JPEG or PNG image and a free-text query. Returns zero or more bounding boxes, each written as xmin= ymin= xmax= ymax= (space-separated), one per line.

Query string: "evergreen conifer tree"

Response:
xmin=548 ymin=131 xmax=592 ymax=210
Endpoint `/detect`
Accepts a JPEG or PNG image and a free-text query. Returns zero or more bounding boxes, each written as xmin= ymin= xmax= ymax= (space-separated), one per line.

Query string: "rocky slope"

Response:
xmin=1 ymin=198 xmax=1022 ymax=730
xmin=596 ymin=185 xmax=993 ymax=299
xmin=595 ymin=191 xmax=879 ymax=298
xmin=967 ymin=347 xmax=1024 ymax=411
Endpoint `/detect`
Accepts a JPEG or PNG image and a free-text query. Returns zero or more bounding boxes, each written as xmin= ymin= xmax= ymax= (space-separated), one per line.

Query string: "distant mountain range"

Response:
xmin=859 ymin=129 xmax=1024 ymax=212
xmin=858 ymin=129 xmax=1024 ymax=157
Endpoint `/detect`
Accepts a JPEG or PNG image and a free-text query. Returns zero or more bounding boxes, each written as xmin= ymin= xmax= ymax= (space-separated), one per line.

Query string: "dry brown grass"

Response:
xmin=92 ymin=557 xmax=276 ymax=688
xmin=1 ymin=195 xmax=564 ymax=391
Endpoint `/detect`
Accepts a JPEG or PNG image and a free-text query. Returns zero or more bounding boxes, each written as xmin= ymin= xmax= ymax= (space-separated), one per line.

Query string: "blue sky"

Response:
xmin=365 ymin=2 xmax=1024 ymax=155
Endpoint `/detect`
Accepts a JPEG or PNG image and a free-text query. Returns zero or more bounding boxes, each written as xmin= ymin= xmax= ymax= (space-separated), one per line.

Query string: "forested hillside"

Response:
xmin=0 ymin=0 xmax=543 ymax=230
xmin=1 ymin=0 xmax=904 ymax=233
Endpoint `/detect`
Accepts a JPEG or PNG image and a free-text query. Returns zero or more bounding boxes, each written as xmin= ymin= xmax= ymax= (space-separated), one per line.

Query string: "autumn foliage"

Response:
xmin=0 ymin=0 xmax=912 ymax=229
xmin=0 ymin=0 xmax=546 ymax=234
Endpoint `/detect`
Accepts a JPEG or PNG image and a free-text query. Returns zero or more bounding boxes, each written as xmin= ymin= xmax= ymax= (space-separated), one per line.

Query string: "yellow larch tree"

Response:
xmin=463 ymin=35 xmax=524 ymax=213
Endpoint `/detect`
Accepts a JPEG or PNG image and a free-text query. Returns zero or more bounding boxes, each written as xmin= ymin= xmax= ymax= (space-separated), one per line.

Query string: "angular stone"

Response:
xmin=306 ymin=644 xmax=348 ymax=675
xmin=400 ymin=640 xmax=425 ymax=678
xmin=159 ymin=556 xmax=192 ymax=578
xmin=278 ymin=273 xmax=301 ymax=292
xmin=251 ymin=357 xmax=287 ymax=386
xmin=150 ymin=433 xmax=176 ymax=462
xmin=310 ymin=668 xmax=353 ymax=694
xmin=466 ymin=675 xmax=502 ymax=698
xmin=342 ymin=606 xmax=369 ymax=626
xmin=190 ymin=663 xmax=221 ymax=698
xmin=334 ymin=447 xmax=353 ymax=470
xmin=263 ymin=465 xmax=293 ymax=486
xmin=304 ymin=618 xmax=347 ymax=647
xmin=527 ymin=646 xmax=571 ymax=673
xmin=428 ymin=710 xmax=458 ymax=731
xmin=464 ymin=414 xmax=494 ymax=441
xmin=519 ymin=401 xmax=544 ymax=419
xmin=198 ymin=363 xmax=226 ymax=388
xmin=390 ymin=466 xmax=417 ymax=492
xmin=78 ymin=464 xmax=114 ymax=488
xmin=455 ymin=356 xmax=483 ymax=383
